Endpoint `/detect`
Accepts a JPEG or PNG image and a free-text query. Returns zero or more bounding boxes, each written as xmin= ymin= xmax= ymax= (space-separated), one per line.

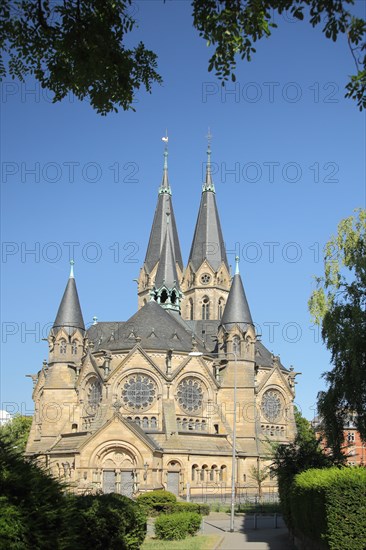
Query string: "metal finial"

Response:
xmin=235 ymin=256 xmax=240 ymax=275
xmin=162 ymin=129 xmax=169 ymax=167
xmin=69 ymin=259 xmax=75 ymax=278
xmin=206 ymin=127 xmax=213 ymax=147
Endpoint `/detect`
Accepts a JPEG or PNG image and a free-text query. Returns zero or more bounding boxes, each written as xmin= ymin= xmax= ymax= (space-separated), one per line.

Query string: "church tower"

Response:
xmin=35 ymin=262 xmax=87 ymax=441
xmin=181 ymin=140 xmax=231 ymax=321
xmin=137 ymin=146 xmax=183 ymax=309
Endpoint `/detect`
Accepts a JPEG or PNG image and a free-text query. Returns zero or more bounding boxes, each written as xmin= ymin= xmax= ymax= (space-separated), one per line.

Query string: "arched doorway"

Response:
xmin=167 ymin=460 xmax=181 ymax=496
xmin=101 ymin=448 xmax=137 ymax=497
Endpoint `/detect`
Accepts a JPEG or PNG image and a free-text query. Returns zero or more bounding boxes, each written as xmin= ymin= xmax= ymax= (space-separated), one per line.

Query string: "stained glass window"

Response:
xmin=88 ymin=380 xmax=102 ymax=412
xmin=177 ymin=378 xmax=203 ymax=413
xmin=261 ymin=390 xmax=282 ymax=422
xmin=121 ymin=374 xmax=156 ymax=411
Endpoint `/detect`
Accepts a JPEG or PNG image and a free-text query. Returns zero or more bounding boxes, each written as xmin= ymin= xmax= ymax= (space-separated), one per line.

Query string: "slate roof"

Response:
xmin=53 ymin=274 xmax=85 ymax=334
xmin=188 ymin=187 xmax=229 ymax=273
xmin=154 ymin=223 xmax=181 ymax=291
xmin=221 ymin=271 xmax=253 ymax=329
xmin=143 ymin=162 xmax=183 ymax=273
xmin=87 ymin=301 xmax=206 ymax=353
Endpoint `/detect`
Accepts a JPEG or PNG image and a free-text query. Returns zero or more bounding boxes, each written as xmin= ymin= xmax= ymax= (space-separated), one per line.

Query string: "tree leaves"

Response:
xmin=1 ymin=0 xmax=162 ymax=115
xmin=309 ymin=209 xmax=366 ymax=454
xmin=191 ymin=0 xmax=366 ymax=110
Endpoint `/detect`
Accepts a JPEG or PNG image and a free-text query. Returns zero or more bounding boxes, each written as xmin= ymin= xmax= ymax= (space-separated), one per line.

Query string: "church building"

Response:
xmin=26 ymin=142 xmax=298 ymax=498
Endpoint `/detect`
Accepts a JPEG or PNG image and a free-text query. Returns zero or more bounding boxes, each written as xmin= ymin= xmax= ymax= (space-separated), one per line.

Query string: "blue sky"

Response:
xmin=1 ymin=0 xmax=365 ymax=420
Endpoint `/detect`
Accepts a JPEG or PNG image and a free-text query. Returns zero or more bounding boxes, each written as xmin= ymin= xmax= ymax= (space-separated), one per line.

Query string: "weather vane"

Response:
xmin=162 ymin=128 xmax=169 ymax=148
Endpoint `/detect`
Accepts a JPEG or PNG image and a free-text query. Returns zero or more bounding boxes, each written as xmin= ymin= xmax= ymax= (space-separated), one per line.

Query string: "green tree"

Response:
xmin=0 ymin=0 xmax=162 ymax=115
xmin=271 ymin=407 xmax=338 ymax=528
xmin=309 ymin=209 xmax=366 ymax=456
xmin=248 ymin=461 xmax=270 ymax=501
xmin=1 ymin=1 xmax=365 ymax=114
xmin=193 ymin=0 xmax=366 ymax=110
xmin=0 ymin=414 xmax=32 ymax=453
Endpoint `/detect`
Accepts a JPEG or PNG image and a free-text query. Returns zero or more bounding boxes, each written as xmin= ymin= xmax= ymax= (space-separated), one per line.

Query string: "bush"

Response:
xmin=290 ymin=467 xmax=366 ymax=550
xmin=136 ymin=490 xmax=176 ymax=514
xmin=154 ymin=512 xmax=201 ymax=540
xmin=72 ymin=493 xmax=147 ymax=550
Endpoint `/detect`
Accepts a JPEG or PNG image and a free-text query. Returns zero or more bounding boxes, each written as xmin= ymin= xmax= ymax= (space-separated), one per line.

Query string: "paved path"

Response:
xmin=202 ymin=513 xmax=295 ymax=550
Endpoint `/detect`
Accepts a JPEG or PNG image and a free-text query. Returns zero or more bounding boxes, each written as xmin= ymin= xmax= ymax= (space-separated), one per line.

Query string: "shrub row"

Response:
xmin=136 ymin=490 xmax=209 ymax=516
xmin=154 ymin=512 xmax=202 ymax=540
xmin=290 ymin=467 xmax=366 ymax=550
xmin=0 ymin=438 xmax=147 ymax=549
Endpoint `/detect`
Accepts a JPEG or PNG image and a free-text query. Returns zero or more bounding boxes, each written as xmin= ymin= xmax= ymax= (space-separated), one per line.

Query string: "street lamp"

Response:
xmin=189 ymin=349 xmax=238 ymax=532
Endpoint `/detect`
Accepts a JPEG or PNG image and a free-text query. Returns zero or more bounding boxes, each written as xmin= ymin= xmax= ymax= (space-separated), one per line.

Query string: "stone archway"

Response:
xmin=166 ymin=460 xmax=181 ymax=496
xmin=101 ymin=448 xmax=137 ymax=497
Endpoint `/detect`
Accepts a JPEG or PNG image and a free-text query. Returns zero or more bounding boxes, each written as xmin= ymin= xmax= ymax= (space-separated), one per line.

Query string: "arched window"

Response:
xmin=232 ymin=336 xmax=240 ymax=354
xmin=202 ymin=296 xmax=210 ymax=320
xmin=182 ymin=418 xmax=188 ymax=430
xmin=220 ymin=465 xmax=227 ymax=482
xmin=142 ymin=417 xmax=149 ymax=429
xmin=60 ymin=339 xmax=67 ymax=354
xmin=160 ymin=289 xmax=168 ymax=304
xmin=189 ymin=299 xmax=194 ymax=320
xmin=135 ymin=416 xmax=141 ymax=426
xmin=188 ymin=419 xmax=194 ymax=431
xmin=201 ymin=464 xmax=208 ymax=481
xmin=71 ymin=340 xmax=78 ymax=355
xmin=176 ymin=417 xmax=181 ymax=429
xmin=195 ymin=419 xmax=201 ymax=431
xmin=210 ymin=465 xmax=217 ymax=481
xmin=151 ymin=417 xmax=157 ymax=429
xmin=192 ymin=464 xmax=199 ymax=482
xmin=201 ymin=419 xmax=207 ymax=431
xmin=87 ymin=379 xmax=102 ymax=412
xmin=218 ymin=298 xmax=225 ymax=319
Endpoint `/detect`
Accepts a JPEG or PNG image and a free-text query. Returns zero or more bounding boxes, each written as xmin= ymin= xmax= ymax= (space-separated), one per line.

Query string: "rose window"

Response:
xmin=261 ymin=390 xmax=282 ymax=422
xmin=121 ymin=374 xmax=157 ymax=411
xmin=177 ymin=378 xmax=203 ymax=413
xmin=200 ymin=273 xmax=211 ymax=285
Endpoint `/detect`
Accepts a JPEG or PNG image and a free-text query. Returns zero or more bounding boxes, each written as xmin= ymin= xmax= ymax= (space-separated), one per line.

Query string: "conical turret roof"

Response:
xmin=53 ymin=262 xmax=85 ymax=334
xmin=221 ymin=257 xmax=253 ymax=329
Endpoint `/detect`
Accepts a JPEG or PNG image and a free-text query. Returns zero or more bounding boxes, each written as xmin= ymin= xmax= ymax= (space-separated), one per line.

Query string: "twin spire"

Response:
xmin=51 ymin=135 xmax=253 ymax=332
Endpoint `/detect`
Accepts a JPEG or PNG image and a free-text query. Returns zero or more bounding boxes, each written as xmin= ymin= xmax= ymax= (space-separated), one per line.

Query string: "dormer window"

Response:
xmin=60 ymin=339 xmax=67 ymax=354
xmin=71 ymin=340 xmax=78 ymax=355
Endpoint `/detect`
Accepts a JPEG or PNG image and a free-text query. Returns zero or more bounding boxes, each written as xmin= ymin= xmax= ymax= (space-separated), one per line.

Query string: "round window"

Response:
xmin=200 ymin=273 xmax=211 ymax=285
xmin=121 ymin=374 xmax=157 ymax=411
xmin=177 ymin=377 xmax=203 ymax=413
xmin=261 ymin=390 xmax=282 ymax=422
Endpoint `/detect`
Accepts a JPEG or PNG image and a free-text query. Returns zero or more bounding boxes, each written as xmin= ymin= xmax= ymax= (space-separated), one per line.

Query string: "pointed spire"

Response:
xmin=203 ymin=128 xmax=215 ymax=192
xmin=152 ymin=214 xmax=182 ymax=312
xmin=144 ymin=138 xmax=183 ymax=274
xmin=159 ymin=130 xmax=171 ymax=195
xmin=53 ymin=262 xmax=85 ymax=334
xmin=188 ymin=137 xmax=228 ymax=273
xmin=221 ymin=256 xmax=253 ymax=329
xmin=155 ymin=215 xmax=180 ymax=291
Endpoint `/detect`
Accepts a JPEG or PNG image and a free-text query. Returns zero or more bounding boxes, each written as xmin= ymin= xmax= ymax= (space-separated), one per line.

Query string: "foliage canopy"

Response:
xmin=309 ymin=209 xmax=366 ymax=454
xmin=1 ymin=0 xmax=365 ymax=114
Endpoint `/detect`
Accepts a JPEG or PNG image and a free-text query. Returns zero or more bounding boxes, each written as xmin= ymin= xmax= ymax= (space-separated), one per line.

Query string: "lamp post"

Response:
xmin=189 ymin=350 xmax=238 ymax=532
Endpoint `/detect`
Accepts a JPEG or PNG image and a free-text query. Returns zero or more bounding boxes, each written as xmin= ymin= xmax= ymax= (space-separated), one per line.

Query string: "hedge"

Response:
xmin=290 ymin=467 xmax=366 ymax=550
xmin=136 ymin=490 xmax=176 ymax=514
xmin=0 ymin=438 xmax=147 ymax=549
xmin=71 ymin=493 xmax=147 ymax=550
xmin=154 ymin=512 xmax=202 ymax=540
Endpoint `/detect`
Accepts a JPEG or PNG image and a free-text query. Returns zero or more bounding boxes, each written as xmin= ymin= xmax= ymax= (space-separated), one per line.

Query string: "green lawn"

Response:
xmin=141 ymin=534 xmax=221 ymax=550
